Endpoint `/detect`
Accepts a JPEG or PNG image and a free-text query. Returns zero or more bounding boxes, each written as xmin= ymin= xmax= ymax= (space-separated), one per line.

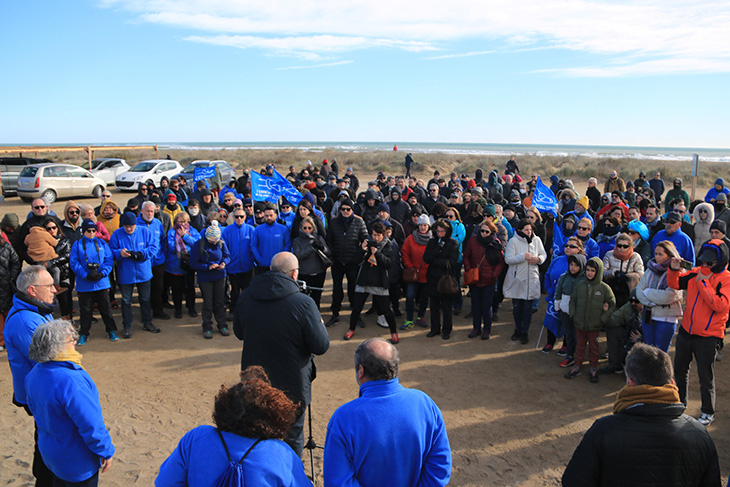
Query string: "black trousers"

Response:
xmin=229 ymin=270 xmax=254 ymax=312
xmin=150 ymin=264 xmax=166 ymax=314
xmin=430 ymin=295 xmax=454 ymax=335
xmin=34 ymin=422 xmax=54 ymax=487
xmin=675 ymin=329 xmax=721 ymax=415
xmin=167 ymin=272 xmax=196 ymax=312
xmin=349 ymin=292 xmax=396 ymax=333
xmin=78 ymin=289 xmax=117 ymax=336
xmin=330 ymin=262 xmax=359 ymax=314
xmin=300 ymin=272 xmax=327 ymax=309
xmin=199 ymin=279 xmax=226 ymax=331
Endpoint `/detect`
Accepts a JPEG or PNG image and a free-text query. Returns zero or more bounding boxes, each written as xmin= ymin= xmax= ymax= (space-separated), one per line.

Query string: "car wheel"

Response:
xmin=92 ymin=185 xmax=104 ymax=198
xmin=20 ymin=196 xmax=33 ymax=203
xmin=42 ymin=189 xmax=57 ymax=203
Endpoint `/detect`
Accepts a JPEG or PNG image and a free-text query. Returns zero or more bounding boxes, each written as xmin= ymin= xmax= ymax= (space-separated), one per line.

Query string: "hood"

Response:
xmin=475 ymin=168 xmax=483 ymax=180
xmin=716 ymin=178 xmax=726 ymax=188
xmin=64 ymin=200 xmax=81 ymax=228
xmin=567 ymin=253 xmax=586 ymax=274
xmin=627 ymin=219 xmax=649 ymax=242
xmin=200 ymin=188 xmax=212 ymax=197
xmin=248 ymin=271 xmax=301 ymax=302
xmin=698 ymin=239 xmax=729 ymax=273
xmin=673 ymin=178 xmax=682 ymax=188
xmin=488 ymin=171 xmax=498 ymax=184
xmin=585 ymin=256 xmax=604 ymax=281
xmin=559 ymin=188 xmax=577 ymax=200
xmin=550 ymin=175 xmax=559 ymax=184
xmin=365 ymin=189 xmax=379 ymax=201
xmin=99 ymin=199 xmax=118 ymax=215
xmin=693 ymin=202 xmax=715 ymax=223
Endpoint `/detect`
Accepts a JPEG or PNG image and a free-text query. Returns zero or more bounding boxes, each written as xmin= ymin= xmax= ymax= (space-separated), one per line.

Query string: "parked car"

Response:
xmin=0 ymin=157 xmax=54 ymax=197
xmin=115 ymin=159 xmax=183 ymax=191
xmin=16 ymin=163 xmax=107 ymax=203
xmin=175 ymin=160 xmax=235 ymax=190
xmin=91 ymin=158 xmax=130 ymax=185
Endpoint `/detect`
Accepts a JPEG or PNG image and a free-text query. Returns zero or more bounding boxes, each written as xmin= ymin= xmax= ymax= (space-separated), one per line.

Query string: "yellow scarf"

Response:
xmin=613 ymin=383 xmax=680 ymax=414
xmin=52 ymin=349 xmax=84 ymax=368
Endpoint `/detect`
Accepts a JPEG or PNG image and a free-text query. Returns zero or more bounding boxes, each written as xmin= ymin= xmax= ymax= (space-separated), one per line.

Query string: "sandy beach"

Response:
xmin=1 ymin=178 xmax=729 ymax=486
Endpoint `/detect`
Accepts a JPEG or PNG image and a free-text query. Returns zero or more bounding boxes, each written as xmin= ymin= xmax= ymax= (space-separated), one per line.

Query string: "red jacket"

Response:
xmin=668 ymin=266 xmax=730 ymax=339
xmin=463 ymin=236 xmax=505 ymax=287
xmin=401 ymin=234 xmax=429 ymax=284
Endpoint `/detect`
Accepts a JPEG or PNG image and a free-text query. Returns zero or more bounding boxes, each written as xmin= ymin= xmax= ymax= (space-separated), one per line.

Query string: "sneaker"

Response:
xmin=556 ymin=346 xmax=568 ymax=357
xmin=108 ymin=331 xmax=120 ymax=342
xmin=400 ymin=320 xmax=414 ymax=330
xmin=219 ymin=327 xmax=230 ymax=336
xmin=511 ymin=331 xmax=521 ymax=341
xmin=415 ymin=317 xmax=429 ymax=328
xmin=481 ymin=331 xmax=490 ymax=340
xmin=203 ymin=330 xmax=213 ymax=339
xmin=589 ymin=368 xmax=599 ymax=383
xmin=110 ymin=299 xmax=119 ymax=309
xmin=390 ymin=333 xmax=399 ymax=344
xmin=468 ymin=329 xmax=480 ymax=339
xmin=376 ymin=315 xmax=389 ymax=328
xmin=559 ymin=357 xmax=575 ymax=368
xmin=564 ymin=367 xmax=581 ymax=379
xmin=153 ymin=311 xmax=171 ymax=320
xmin=357 ymin=318 xmax=366 ymax=328
xmin=698 ymin=413 xmax=715 ymax=426
xmin=541 ymin=344 xmax=554 ymax=354
xmin=143 ymin=323 xmax=161 ymax=333
xmin=343 ymin=330 xmax=355 ymax=340
xmin=188 ymin=309 xmax=198 ymax=318
xmin=77 ymin=335 xmax=88 ymax=346
xmin=520 ymin=333 xmax=529 ymax=345
xmin=174 ymin=310 xmax=183 ymax=319
xmin=122 ymin=328 xmax=132 ymax=339
xmin=325 ymin=315 xmax=340 ymax=327
xmin=598 ymin=365 xmax=623 ymax=375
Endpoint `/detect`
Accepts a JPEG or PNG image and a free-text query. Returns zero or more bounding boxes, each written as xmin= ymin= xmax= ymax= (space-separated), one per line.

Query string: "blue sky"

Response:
xmin=2 ymin=0 xmax=729 ymax=148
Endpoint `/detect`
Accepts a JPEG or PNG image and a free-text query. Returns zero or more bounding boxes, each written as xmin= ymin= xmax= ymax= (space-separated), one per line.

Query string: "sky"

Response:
xmin=2 ymin=0 xmax=729 ymax=148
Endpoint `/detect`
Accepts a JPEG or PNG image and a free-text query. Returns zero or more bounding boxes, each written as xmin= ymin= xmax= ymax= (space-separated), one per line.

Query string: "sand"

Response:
xmin=1 ymin=183 xmax=729 ymax=486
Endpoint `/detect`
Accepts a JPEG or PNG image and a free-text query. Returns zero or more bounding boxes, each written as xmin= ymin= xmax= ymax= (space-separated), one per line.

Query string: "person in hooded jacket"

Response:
xmin=190 ymin=220 xmax=231 ymax=339
xmin=197 ymin=188 xmax=218 ymax=217
xmin=71 ymin=220 xmax=119 ymax=342
xmin=665 ymin=178 xmax=689 ymax=209
xmin=342 ymin=222 xmax=399 ymax=344
xmin=692 ymin=202 xmax=715 ymax=256
xmin=423 ymin=220 xmax=460 ymax=340
xmin=0 ymin=236 xmax=21 ymax=352
xmin=387 ymin=187 xmax=410 ymax=226
xmin=292 ymin=216 xmax=331 ymax=309
xmin=486 ymin=170 xmax=504 ymax=201
xmin=504 ymin=220 xmax=547 ymax=344
xmin=185 ymin=198 xmax=207 ymax=232
xmin=668 ymin=238 xmax=730 ymax=426
xmin=165 ymin=212 xmax=200 ymax=319
xmin=133 ymin=183 xmax=150 ymax=208
xmin=401 ymin=215 xmax=432 ymax=330
xmin=61 ymin=200 xmax=83 ymax=242
xmin=704 ymin=178 xmax=730 ymax=203
xmin=626 ymin=219 xmax=652 ymax=266
xmin=595 ymin=217 xmax=621 ymax=259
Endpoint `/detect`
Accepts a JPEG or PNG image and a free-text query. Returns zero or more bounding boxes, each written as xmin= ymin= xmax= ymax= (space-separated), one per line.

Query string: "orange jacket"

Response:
xmin=668 ymin=266 xmax=730 ymax=339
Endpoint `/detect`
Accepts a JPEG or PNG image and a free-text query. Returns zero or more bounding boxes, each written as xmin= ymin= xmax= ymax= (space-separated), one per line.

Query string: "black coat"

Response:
xmin=0 ymin=239 xmax=21 ymax=313
xmin=563 ymin=403 xmax=720 ymax=487
xmin=355 ymin=238 xmax=393 ymax=289
xmin=233 ymin=271 xmax=329 ymax=408
xmin=423 ymin=236 xmax=459 ymax=296
xmin=327 ymin=215 xmax=368 ymax=265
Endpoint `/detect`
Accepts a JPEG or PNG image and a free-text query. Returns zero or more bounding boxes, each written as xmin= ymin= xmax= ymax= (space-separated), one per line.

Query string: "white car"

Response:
xmin=91 ymin=158 xmax=130 ymax=185
xmin=115 ymin=159 xmax=183 ymax=191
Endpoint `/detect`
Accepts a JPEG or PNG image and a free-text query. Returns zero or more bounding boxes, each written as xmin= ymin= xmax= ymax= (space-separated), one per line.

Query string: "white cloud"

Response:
xmin=276 ymin=60 xmax=355 ymax=70
xmin=425 ymin=50 xmax=494 ymax=60
xmin=99 ymin=0 xmax=730 ymax=75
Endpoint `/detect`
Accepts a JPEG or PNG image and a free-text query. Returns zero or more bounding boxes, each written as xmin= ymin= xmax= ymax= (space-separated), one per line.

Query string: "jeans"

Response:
xmin=470 ymin=284 xmax=495 ymax=333
xmin=405 ymin=282 xmax=429 ymax=321
xmin=199 ymin=278 xmax=227 ymax=331
xmin=229 ymin=270 xmax=253 ymax=312
xmin=78 ymin=290 xmax=117 ymax=336
xmin=643 ymin=319 xmax=677 ymax=353
xmin=330 ymin=262 xmax=359 ymax=314
xmin=674 ymin=329 xmax=721 ymax=415
xmin=120 ymin=280 xmax=152 ymax=329
xmin=286 ymin=409 xmax=306 ymax=457
xmin=430 ymin=295 xmax=453 ymax=335
xmin=512 ymin=299 xmax=533 ymax=334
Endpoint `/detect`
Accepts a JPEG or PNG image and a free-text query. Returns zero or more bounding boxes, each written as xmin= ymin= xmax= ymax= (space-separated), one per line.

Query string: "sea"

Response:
xmin=157 ymin=142 xmax=730 ymax=163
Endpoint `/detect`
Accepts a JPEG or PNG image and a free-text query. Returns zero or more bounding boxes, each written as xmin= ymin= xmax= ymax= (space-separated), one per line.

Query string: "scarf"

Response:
xmin=52 ymin=348 xmax=84 ymax=368
xmin=412 ymin=229 xmax=432 ymax=246
xmin=646 ymin=258 xmax=671 ymax=290
xmin=516 ymin=230 xmax=532 ymax=244
xmin=175 ymin=222 xmax=190 ymax=255
xmin=341 ymin=213 xmax=354 ymax=232
xmin=613 ymin=384 xmax=681 ymax=414
xmin=477 ymin=234 xmax=503 ymax=266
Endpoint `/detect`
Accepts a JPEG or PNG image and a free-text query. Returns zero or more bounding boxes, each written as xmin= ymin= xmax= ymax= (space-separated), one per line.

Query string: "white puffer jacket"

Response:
xmin=503 ymin=232 xmax=546 ymax=300
xmin=635 ymin=263 xmax=683 ymax=320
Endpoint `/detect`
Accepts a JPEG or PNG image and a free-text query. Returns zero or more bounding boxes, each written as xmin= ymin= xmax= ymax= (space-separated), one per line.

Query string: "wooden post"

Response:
xmin=87 ymin=146 xmax=92 ymax=171
xmin=691 ymin=154 xmax=699 ymax=201
xmin=155 ymin=144 xmax=159 ymax=159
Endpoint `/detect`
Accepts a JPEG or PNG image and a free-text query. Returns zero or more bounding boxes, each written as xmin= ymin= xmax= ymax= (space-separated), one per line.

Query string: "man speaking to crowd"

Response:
xmin=233 ymin=251 xmax=329 ymax=456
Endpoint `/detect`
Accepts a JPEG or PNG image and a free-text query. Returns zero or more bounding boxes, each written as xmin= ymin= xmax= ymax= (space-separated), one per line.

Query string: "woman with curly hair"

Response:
xmin=156 ymin=366 xmax=310 ymax=486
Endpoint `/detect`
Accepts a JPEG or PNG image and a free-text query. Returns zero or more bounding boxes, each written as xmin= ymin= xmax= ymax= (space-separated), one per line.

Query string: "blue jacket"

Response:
xmin=3 ymin=294 xmax=55 ymax=405
xmin=165 ymin=227 xmax=201 ymax=275
xmin=109 ymin=226 xmax=156 ymax=285
xmin=221 ymin=222 xmax=255 ymax=273
xmin=651 ymin=229 xmax=696 ymax=265
xmin=156 ymin=425 xmax=310 ymax=487
xmin=189 ymin=238 xmax=230 ymax=282
xmin=69 ymin=236 xmax=114 ymax=293
xmin=136 ymin=214 xmax=166 ymax=267
xmin=218 ymin=185 xmax=242 ymax=205
xmin=451 ymin=219 xmax=466 ymax=263
xmin=279 ymin=210 xmax=296 ymax=230
xmin=252 ymin=222 xmax=291 ymax=267
xmin=25 ymin=361 xmax=115 ymax=482
xmin=323 ymin=378 xmax=451 ymax=487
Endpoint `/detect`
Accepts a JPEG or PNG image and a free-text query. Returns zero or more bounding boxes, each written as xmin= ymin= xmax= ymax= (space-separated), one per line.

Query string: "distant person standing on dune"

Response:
xmin=604 ymin=171 xmax=626 ymax=193
xmin=404 ymin=153 xmax=414 ymax=178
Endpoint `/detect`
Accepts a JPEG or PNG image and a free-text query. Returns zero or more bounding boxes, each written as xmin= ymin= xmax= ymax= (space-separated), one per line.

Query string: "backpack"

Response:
xmin=213 ymin=429 xmax=262 ymax=487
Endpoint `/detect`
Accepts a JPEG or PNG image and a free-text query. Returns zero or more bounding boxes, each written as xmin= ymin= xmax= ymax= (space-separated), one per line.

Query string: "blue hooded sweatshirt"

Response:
xmin=221 ymin=220 xmax=255 ymax=273
xmin=109 ymin=225 xmax=156 ymax=285
xmin=70 ymin=235 xmax=114 ymax=292
xmin=136 ymin=213 xmax=166 ymax=267
xmin=252 ymin=221 xmax=291 ymax=267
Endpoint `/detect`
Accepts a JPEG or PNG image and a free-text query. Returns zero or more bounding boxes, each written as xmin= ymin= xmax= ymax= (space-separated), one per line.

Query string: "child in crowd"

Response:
xmin=566 ymin=257 xmax=616 ymax=383
xmin=553 ymin=253 xmax=586 ymax=368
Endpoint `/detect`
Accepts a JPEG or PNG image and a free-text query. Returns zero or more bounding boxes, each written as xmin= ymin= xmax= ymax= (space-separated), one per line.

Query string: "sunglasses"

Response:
xmin=244 ymin=204 xmax=252 ymax=208
xmin=102 ymin=194 xmax=111 ymax=198
xmin=33 ymin=205 xmax=46 ymax=210
xmin=85 ymin=229 xmax=97 ymax=233
xmin=46 ymin=226 xmax=57 ymax=231
xmin=234 ymin=215 xmax=246 ymax=219
xmin=628 ymin=230 xmax=639 ymax=235
xmin=480 ymin=230 xmax=491 ymax=235
xmin=140 ymin=188 xmax=148 ymax=191
xmin=615 ymin=244 xmax=630 ymax=249
xmin=340 ymin=207 xmax=353 ymax=212
xmin=577 ymin=226 xmax=590 ymax=231
xmin=446 ymin=214 xmax=456 ymax=219
xmin=302 ymin=226 xmax=313 ymax=230
xmin=68 ymin=210 xmax=79 ymax=215
xmin=564 ymin=244 xmax=578 ymax=249
xmin=699 ymin=209 xmax=708 ymax=214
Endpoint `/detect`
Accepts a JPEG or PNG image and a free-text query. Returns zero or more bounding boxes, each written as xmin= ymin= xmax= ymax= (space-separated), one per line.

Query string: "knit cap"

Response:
xmin=205 ymin=220 xmax=221 ymax=243
xmin=417 ymin=214 xmax=431 ymax=226
xmin=81 ymin=219 xmax=97 ymax=233
xmin=576 ymin=196 xmax=590 ymax=210
xmin=378 ymin=203 xmax=390 ymax=213
xmin=711 ymin=220 xmax=727 ymax=235
xmin=121 ymin=212 xmax=137 ymax=226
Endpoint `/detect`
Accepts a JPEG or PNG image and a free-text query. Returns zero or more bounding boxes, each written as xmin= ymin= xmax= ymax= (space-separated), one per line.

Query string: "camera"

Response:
xmin=87 ymin=263 xmax=100 ymax=271
xmin=367 ymin=238 xmax=378 ymax=248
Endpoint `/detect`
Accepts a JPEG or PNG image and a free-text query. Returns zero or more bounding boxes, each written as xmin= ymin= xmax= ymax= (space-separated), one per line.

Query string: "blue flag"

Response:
xmin=552 ymin=219 xmax=566 ymax=257
xmin=193 ymin=166 xmax=216 ymax=183
xmin=532 ymin=176 xmax=558 ymax=217
xmin=542 ymin=299 xmax=564 ymax=338
xmin=249 ymin=171 xmax=280 ymax=203
xmin=272 ymin=169 xmax=303 ymax=206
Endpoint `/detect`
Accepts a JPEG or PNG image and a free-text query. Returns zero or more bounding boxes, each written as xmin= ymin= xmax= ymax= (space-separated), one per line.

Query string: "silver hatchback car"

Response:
xmin=16 ymin=163 xmax=107 ymax=203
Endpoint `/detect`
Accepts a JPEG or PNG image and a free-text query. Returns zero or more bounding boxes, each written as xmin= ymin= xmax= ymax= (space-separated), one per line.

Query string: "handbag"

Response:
xmin=179 ymin=252 xmax=193 ymax=273
xmin=403 ymin=262 xmax=422 ymax=283
xmin=464 ymin=253 xmax=485 ymax=286
xmin=317 ymin=249 xmax=332 ymax=268
xmin=437 ymin=260 xmax=460 ymax=296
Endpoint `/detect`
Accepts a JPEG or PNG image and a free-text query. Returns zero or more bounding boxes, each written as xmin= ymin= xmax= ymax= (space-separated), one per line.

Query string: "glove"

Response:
xmin=614 ymin=271 xmax=628 ymax=284
xmin=86 ymin=269 xmax=102 ymax=281
xmin=312 ymin=240 xmax=324 ymax=251
xmin=132 ymin=251 xmax=145 ymax=261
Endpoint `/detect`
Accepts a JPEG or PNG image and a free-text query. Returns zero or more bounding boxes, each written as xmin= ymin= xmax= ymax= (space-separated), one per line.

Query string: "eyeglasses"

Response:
xmin=33 ymin=205 xmax=46 ymax=210
xmin=480 ymin=230 xmax=491 ymax=235
xmin=615 ymin=244 xmax=630 ymax=249
xmin=628 ymin=230 xmax=639 ymax=235
xmin=68 ymin=210 xmax=79 ymax=215
xmin=676 ymin=209 xmax=686 ymax=214
xmin=564 ymin=244 xmax=579 ymax=249
xmin=234 ymin=215 xmax=246 ymax=219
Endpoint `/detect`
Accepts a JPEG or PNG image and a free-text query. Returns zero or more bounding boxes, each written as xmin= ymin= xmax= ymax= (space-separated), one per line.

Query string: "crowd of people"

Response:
xmin=3 ymin=156 xmax=730 ymax=486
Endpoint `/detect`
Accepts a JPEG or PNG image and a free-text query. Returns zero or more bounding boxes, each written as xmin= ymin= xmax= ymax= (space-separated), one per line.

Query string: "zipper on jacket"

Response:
xmin=705 ymin=311 xmax=715 ymax=331
xmin=688 ymin=292 xmax=700 ymax=333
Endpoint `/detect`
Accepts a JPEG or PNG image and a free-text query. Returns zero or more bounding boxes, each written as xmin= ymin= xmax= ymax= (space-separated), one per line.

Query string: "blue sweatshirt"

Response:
xmin=252 ymin=222 xmax=291 ymax=267
xmin=165 ymin=227 xmax=201 ymax=275
xmin=221 ymin=222 xmax=255 ymax=273
xmin=109 ymin=226 xmax=156 ymax=285
xmin=25 ymin=361 xmax=115 ymax=482
xmin=156 ymin=425 xmax=310 ymax=487
xmin=324 ymin=378 xmax=451 ymax=487
xmin=136 ymin=214 xmax=166 ymax=266
xmin=69 ymin=236 xmax=114 ymax=292
xmin=189 ymin=238 xmax=230 ymax=282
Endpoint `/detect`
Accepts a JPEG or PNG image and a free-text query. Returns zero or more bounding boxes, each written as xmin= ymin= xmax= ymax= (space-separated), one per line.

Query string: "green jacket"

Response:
xmin=608 ymin=301 xmax=635 ymax=329
xmin=570 ymin=257 xmax=616 ymax=331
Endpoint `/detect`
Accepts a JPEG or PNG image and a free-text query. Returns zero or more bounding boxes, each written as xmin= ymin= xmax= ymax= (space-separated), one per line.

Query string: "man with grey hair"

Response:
xmin=3 ymin=265 xmax=57 ymax=485
xmin=234 ymin=251 xmax=329 ymax=456
xmin=323 ymin=338 xmax=452 ymax=487
xmin=137 ymin=200 xmax=169 ymax=320
xmin=563 ymin=343 xmax=720 ymax=486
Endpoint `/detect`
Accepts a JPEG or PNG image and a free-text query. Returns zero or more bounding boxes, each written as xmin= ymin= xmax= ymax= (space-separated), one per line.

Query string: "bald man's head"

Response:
xmin=271 ymin=252 xmax=299 ymax=279
xmin=355 ymin=338 xmax=399 ymax=383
